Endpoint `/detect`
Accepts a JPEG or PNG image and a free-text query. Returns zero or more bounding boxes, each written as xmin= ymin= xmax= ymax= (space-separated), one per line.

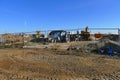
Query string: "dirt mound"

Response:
xmin=98 ymin=39 xmax=120 ymax=55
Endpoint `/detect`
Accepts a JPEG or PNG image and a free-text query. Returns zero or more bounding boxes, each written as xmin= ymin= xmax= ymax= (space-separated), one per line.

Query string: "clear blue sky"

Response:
xmin=0 ymin=0 xmax=120 ymax=33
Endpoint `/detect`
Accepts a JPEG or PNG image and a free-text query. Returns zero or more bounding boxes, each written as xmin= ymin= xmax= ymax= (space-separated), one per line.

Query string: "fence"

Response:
xmin=0 ymin=28 xmax=119 ymax=48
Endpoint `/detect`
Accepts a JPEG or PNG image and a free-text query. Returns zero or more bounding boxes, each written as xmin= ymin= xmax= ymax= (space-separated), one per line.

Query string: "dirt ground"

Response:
xmin=0 ymin=47 xmax=120 ymax=80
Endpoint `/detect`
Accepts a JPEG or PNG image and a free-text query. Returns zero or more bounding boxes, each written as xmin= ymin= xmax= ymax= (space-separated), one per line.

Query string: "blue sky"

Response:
xmin=0 ymin=0 xmax=120 ymax=33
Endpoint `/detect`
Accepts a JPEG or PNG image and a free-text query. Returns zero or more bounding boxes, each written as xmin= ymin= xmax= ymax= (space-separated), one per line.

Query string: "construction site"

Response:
xmin=0 ymin=27 xmax=120 ymax=80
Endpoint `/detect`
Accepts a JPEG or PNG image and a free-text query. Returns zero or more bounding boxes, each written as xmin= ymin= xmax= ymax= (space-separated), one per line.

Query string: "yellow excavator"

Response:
xmin=81 ymin=26 xmax=90 ymax=40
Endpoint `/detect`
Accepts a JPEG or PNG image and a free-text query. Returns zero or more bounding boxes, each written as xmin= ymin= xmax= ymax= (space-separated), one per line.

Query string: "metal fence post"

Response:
xmin=22 ymin=33 xmax=25 ymax=47
xmin=118 ymin=28 xmax=120 ymax=45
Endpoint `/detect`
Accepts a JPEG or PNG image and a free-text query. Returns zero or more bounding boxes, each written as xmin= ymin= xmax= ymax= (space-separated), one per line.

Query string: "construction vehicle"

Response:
xmin=94 ymin=33 xmax=102 ymax=38
xmin=48 ymin=27 xmax=91 ymax=42
xmin=81 ymin=26 xmax=90 ymax=40
xmin=31 ymin=31 xmax=48 ymax=44
xmin=49 ymin=30 xmax=67 ymax=42
xmin=36 ymin=31 xmax=41 ymax=38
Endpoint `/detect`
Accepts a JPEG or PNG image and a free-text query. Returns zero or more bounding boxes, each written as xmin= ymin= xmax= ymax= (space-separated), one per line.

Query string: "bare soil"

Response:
xmin=0 ymin=44 xmax=120 ymax=80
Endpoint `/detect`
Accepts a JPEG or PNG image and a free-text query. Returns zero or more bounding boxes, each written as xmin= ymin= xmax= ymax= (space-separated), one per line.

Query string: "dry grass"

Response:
xmin=0 ymin=44 xmax=119 ymax=79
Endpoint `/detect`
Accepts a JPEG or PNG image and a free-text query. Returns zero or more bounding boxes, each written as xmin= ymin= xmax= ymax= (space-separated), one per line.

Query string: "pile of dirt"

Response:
xmin=98 ymin=39 xmax=120 ymax=55
xmin=66 ymin=39 xmax=120 ymax=56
